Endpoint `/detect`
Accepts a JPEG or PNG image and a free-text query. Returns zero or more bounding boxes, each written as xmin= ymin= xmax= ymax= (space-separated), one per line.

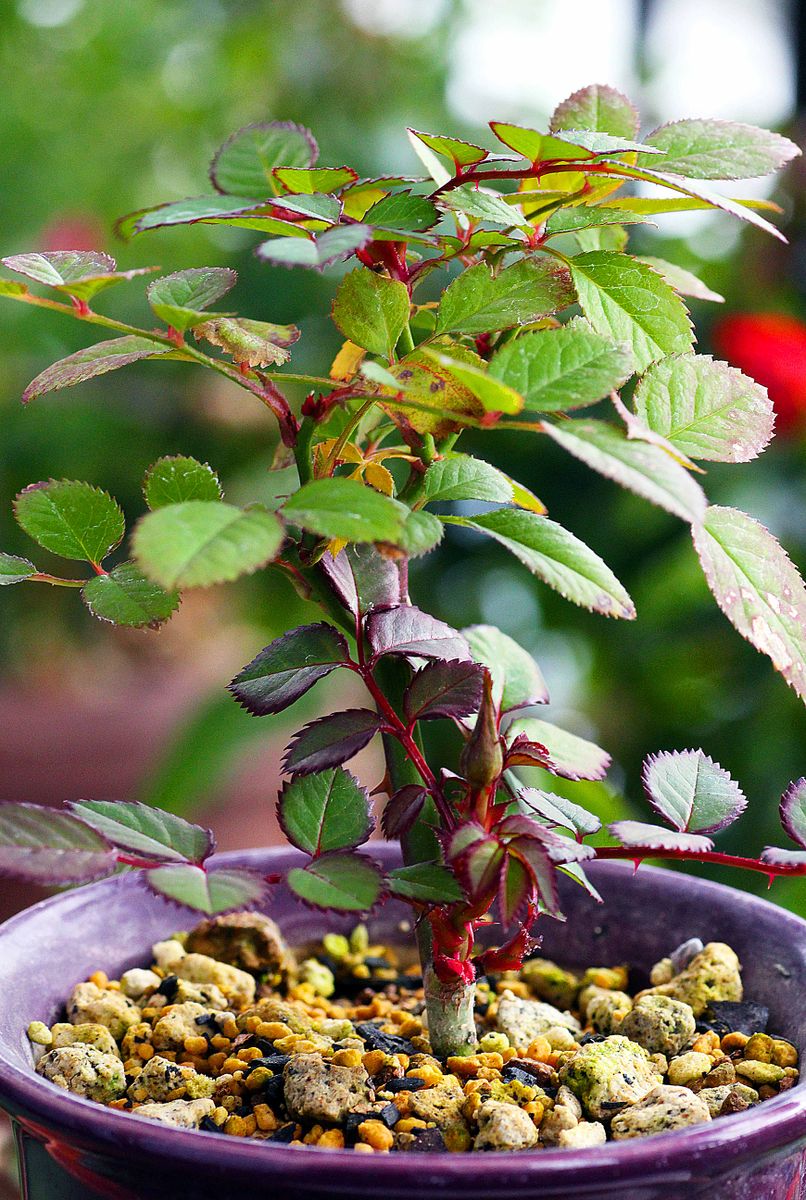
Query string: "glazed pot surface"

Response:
xmin=1 ymin=846 xmax=806 ymax=1199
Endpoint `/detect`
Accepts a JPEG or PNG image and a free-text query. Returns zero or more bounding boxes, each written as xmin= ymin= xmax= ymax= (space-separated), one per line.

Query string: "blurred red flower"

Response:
xmin=713 ymin=313 xmax=806 ymax=434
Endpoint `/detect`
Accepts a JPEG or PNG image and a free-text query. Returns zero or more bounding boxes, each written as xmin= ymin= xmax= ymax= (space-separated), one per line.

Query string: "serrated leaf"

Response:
xmin=508 ymin=717 xmax=611 ymax=782
xmin=489 ymin=122 xmax=596 ymax=164
xmin=147 ymin=267 xmax=237 ymax=331
xmin=377 ymin=345 xmax=485 ymax=438
xmin=420 ymin=349 xmax=523 ymax=415
xmin=517 ymin=788 xmax=602 ymax=838
xmin=408 ymin=129 xmax=488 ymax=169
xmin=15 ymin=480 xmax=124 ymax=564
xmin=642 ymin=749 xmax=746 ymax=834
xmin=420 ymin=455 xmax=512 ymax=506
xmin=70 ymin=800 xmax=212 ymax=864
xmin=116 ymin=195 xmax=275 ymax=240
xmin=545 ymin=207 xmax=654 ymax=237
xmin=387 ymin=863 xmax=465 ymax=904
xmin=637 ymin=119 xmax=800 ymax=180
xmin=780 ymin=778 xmax=806 ymax=849
xmin=210 ymin=121 xmax=318 ymax=195
xmin=439 ymin=184 xmax=526 ymax=227
xmin=367 ymin=604 xmax=470 ymax=662
xmin=570 ymin=250 xmax=694 ymax=373
xmin=146 ymin=864 xmax=269 ymax=914
xmin=363 ymin=191 xmax=440 ymax=239
xmin=0 ymin=552 xmax=36 ymax=585
xmin=498 ymin=852 xmax=533 ymax=926
xmin=489 ymin=321 xmax=632 ymax=413
xmin=283 ymin=477 xmax=405 ymax=543
xmin=230 ymin=622 xmax=350 ymax=716
xmin=332 ymin=267 xmax=410 ymax=359
xmin=0 ymin=251 xmax=155 ymax=301
xmin=436 ymin=257 xmax=574 ymax=335
xmin=760 ymin=846 xmax=806 ymax=867
xmin=256 ymin=224 xmax=372 ymax=270
xmin=381 ymin=786 xmax=428 ymax=840
xmin=287 ymin=852 xmax=384 ymax=913
xmin=632 ymin=354 xmax=773 ymax=463
xmin=82 ymin=562 xmax=180 ymax=628
xmin=0 ymin=803 xmax=116 ymax=884
xmin=506 ymin=836 xmax=561 ymax=916
xmin=542 ymin=418 xmax=707 ymax=523
xmin=453 ymin=835 xmax=504 ymax=901
xmin=144 ymin=457 xmax=223 ymax=509
xmin=634 ymin=257 xmax=724 ymax=304
xmin=404 ymin=659 xmax=485 ymax=723
xmin=283 ymin=709 xmax=382 ymax=775
xmin=321 ymin=545 xmax=405 ymax=617
xmin=133 ymin=500 xmax=283 ymax=589
xmin=608 ymin=820 xmax=713 ymax=854
xmin=560 ymin=861 xmax=603 ymax=902
xmin=194 ymin=317 xmax=299 ymax=368
xmin=464 ymin=624 xmax=549 ymax=711
xmin=22 ymin=335 xmax=171 ymax=403
xmin=550 ymin=85 xmax=640 ymax=139
xmin=500 ymin=816 xmax=595 ymax=864
xmin=273 ymin=166 xmax=357 ymax=194
xmin=278 ymin=767 xmax=373 ymax=855
xmin=445 ymin=510 xmax=635 ymax=619
xmin=692 ymin=506 xmax=806 ymax=702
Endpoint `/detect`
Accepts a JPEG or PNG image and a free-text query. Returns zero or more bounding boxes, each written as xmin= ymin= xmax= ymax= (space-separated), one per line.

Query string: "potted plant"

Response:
xmin=0 ymin=85 xmax=806 ymax=1199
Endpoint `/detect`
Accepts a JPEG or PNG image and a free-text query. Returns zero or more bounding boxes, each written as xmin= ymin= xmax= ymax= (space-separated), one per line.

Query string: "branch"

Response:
xmin=593 ymin=844 xmax=806 ymax=882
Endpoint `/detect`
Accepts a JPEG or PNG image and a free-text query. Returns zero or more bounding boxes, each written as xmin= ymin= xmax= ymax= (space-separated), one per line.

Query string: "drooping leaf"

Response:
xmin=642 ymin=749 xmax=747 ymax=834
xmin=273 ymin=166 xmax=357 ymax=194
xmin=488 ymin=320 xmax=632 ymax=413
xmin=637 ymin=119 xmax=800 ymax=180
xmin=507 ymin=717 xmax=611 ymax=782
xmin=146 ymin=267 xmax=237 ymax=331
xmin=608 ymin=820 xmax=713 ymax=854
xmin=381 ymin=785 xmax=428 ymax=840
xmin=22 ymin=335 xmax=171 ymax=403
xmin=0 ymin=552 xmax=36 ymax=585
xmin=0 ymin=251 xmax=155 ymax=301
xmin=278 ymin=767 xmax=373 ymax=855
xmin=256 ymin=224 xmax=372 ymax=270
xmin=632 ymin=354 xmax=773 ymax=463
xmin=549 ymin=84 xmax=640 ymax=139
xmin=498 ymin=851 xmax=533 ymax=926
xmin=0 ymin=803 xmax=116 ymax=884
xmin=633 ymin=257 xmax=724 ymax=304
xmin=146 ymin=864 xmax=269 ymax=914
xmin=500 ymin=815 xmax=595 ymax=863
xmin=14 ymin=480 xmax=124 ymax=564
xmin=287 ymin=851 xmax=384 ymax=913
xmin=560 ymin=861 xmax=603 ymax=902
xmin=387 ymin=863 xmax=465 ymax=904
xmin=133 ymin=500 xmax=284 ymax=589
xmin=82 ymin=562 xmax=180 ymax=629
xmin=780 ymin=778 xmax=806 ymax=849
xmin=464 ymin=624 xmax=549 ymax=711
xmin=420 ymin=350 xmax=524 ymax=415
xmin=116 ymin=195 xmax=276 ymax=240
xmin=194 ymin=317 xmax=299 ymax=367
xmin=283 ymin=477 xmax=406 ymax=544
xmin=210 ymin=120 xmax=318 ymax=195
xmin=436 ymin=257 xmax=574 ymax=335
xmin=407 ymin=128 xmax=488 ymax=169
xmin=404 ymin=659 xmax=485 ymax=723
xmin=230 ymin=623 xmax=350 ymax=716
xmin=692 ymin=506 xmax=806 ymax=702
xmin=283 ymin=709 xmax=383 ymax=775
xmin=570 ymin=250 xmax=694 ymax=372
xmin=542 ymin=419 xmax=707 ymax=523
xmin=69 ymin=800 xmax=213 ymax=864
xmin=517 ymin=788 xmax=602 ymax=839
xmin=332 ymin=267 xmax=410 ymax=359
xmin=363 ymin=191 xmax=440 ymax=239
xmin=144 ymin=456 xmax=223 ymax=509
xmin=444 ymin=510 xmax=635 ymax=619
xmin=366 ymin=604 xmax=470 ymax=662
xmin=320 ymin=544 xmax=405 ymax=617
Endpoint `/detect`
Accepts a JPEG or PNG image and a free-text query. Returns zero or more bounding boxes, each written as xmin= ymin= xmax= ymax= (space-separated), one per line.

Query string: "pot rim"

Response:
xmin=1 ymin=848 xmax=806 ymax=1187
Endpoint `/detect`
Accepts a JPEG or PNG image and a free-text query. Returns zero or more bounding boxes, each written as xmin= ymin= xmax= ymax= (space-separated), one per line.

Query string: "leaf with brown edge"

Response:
xmin=608 ymin=820 xmax=713 ymax=854
xmin=278 ymin=768 xmax=373 ymax=856
xmin=282 ymin=709 xmax=383 ymax=775
xmin=286 ymin=852 xmax=385 ymax=913
xmin=381 ymin=786 xmax=428 ymax=840
xmin=194 ymin=317 xmax=299 ymax=368
xmin=146 ymin=864 xmax=270 ymax=914
xmin=642 ymin=749 xmax=746 ymax=834
xmin=779 ymin=778 xmax=806 ymax=849
xmin=452 ymin=835 xmax=504 ymax=903
xmin=404 ymin=659 xmax=485 ymax=724
xmin=0 ymin=803 xmax=116 ymax=884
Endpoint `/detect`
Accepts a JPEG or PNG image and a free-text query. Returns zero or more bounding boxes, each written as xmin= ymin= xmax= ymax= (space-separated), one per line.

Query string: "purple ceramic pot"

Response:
xmin=1 ymin=846 xmax=806 ymax=1200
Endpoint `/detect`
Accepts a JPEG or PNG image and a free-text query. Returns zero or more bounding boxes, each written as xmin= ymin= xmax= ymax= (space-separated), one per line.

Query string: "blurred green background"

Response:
xmin=0 ymin=0 xmax=805 ymax=918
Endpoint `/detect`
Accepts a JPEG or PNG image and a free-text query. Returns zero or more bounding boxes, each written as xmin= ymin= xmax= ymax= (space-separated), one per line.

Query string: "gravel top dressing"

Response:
xmin=26 ymin=912 xmax=800 ymax=1154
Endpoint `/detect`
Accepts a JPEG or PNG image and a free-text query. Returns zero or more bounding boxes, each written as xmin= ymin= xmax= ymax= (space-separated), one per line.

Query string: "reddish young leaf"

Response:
xmin=504 ymin=733 xmax=552 ymax=770
xmin=229 ymin=623 xmax=350 ymax=716
xmin=381 ymin=785 xmax=428 ymax=840
xmin=0 ymin=802 xmax=116 ymax=885
xmin=453 ymin=835 xmax=504 ymax=903
xmin=404 ymin=659 xmax=485 ymax=724
xmin=321 ymin=545 xmax=406 ymax=617
xmin=499 ymin=814 xmax=595 ymax=863
xmin=506 ymin=717 xmax=611 ymax=782
xmin=283 ymin=709 xmax=383 ymax=775
xmin=366 ymin=604 xmax=471 ymax=662
xmin=498 ymin=851 xmax=534 ymax=928
xmin=506 ymin=836 xmax=562 ymax=917
xmin=780 ymin=778 xmax=806 ymax=849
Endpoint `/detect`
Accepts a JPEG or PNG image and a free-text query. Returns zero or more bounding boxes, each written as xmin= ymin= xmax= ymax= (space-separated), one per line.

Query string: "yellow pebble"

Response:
xmin=692 ymin=1031 xmax=721 ymax=1055
xmin=210 ymin=1035 xmax=230 ymax=1052
xmin=773 ymin=1040 xmax=799 ymax=1068
xmin=525 ymin=1037 xmax=552 ymax=1062
xmin=237 ymin=1046 xmax=263 ymax=1062
xmin=137 ymin=1043 xmax=155 ymax=1061
xmin=183 ymin=1037 xmax=209 ymax=1057
xmin=88 ymin=971 xmax=109 ymax=988
xmin=256 ymin=1021 xmax=293 ymax=1040
xmin=722 ymin=1032 xmax=749 ymax=1053
xmin=332 ymin=1049 xmax=363 ymax=1068
xmin=224 ymin=1115 xmax=248 ymax=1137
xmin=353 ymin=1142 xmax=375 ymax=1153
xmin=245 ymin=1068 xmax=273 ymax=1092
xmin=357 ymin=1120 xmax=394 ymax=1152
xmin=253 ymin=1104 xmax=278 ymax=1132
xmin=212 ymin=1107 xmax=228 ymax=1125
xmin=318 ymin=1129 xmax=346 ymax=1149
xmin=395 ymin=1118 xmax=428 ymax=1133
xmin=407 ymin=1065 xmax=443 ymax=1086
xmin=222 ymin=1057 xmax=244 ymax=1075
xmin=362 ymin=1050 xmax=386 ymax=1075
xmin=304 ymin=1125 xmax=325 ymax=1145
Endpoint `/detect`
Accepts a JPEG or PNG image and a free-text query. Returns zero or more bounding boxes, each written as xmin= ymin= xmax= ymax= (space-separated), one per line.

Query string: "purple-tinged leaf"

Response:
xmin=278 ymin=767 xmax=373 ymax=856
xmin=504 ymin=734 xmax=552 ymax=770
xmin=608 ymin=820 xmax=713 ymax=853
xmin=761 ymin=846 xmax=806 ymax=867
xmin=404 ymin=659 xmax=485 ymax=724
xmin=642 ymin=749 xmax=746 ymax=834
xmin=256 ymin=225 xmax=373 ymax=271
xmin=453 ymin=836 xmax=504 ymax=902
xmin=387 ymin=862 xmax=464 ymax=905
xmin=464 ymin=625 xmax=549 ymax=712
xmin=69 ymin=800 xmax=213 ymax=865
xmin=367 ymin=604 xmax=471 ymax=663
xmin=444 ymin=820 xmax=490 ymax=863
xmin=115 ymin=195 xmax=277 ymax=241
xmin=229 ymin=623 xmax=350 ymax=716
xmin=517 ymin=788 xmax=602 ymax=838
xmin=321 ymin=544 xmax=406 ymax=618
xmin=147 ymin=267 xmax=237 ymax=332
xmin=507 ymin=717 xmax=611 ymax=782
xmin=283 ymin=709 xmax=382 ymax=775
xmin=210 ymin=120 xmax=318 ymax=195
xmin=499 ymin=815 xmax=595 ymax=863
xmin=692 ymin=505 xmax=806 ymax=702
xmin=0 ymin=802 xmax=116 ymax=884
xmin=507 ymin=836 xmax=562 ymax=917
xmin=22 ymin=336 xmax=172 ymax=404
xmin=145 ymin=864 xmax=269 ymax=914
xmin=499 ymin=851 xmax=534 ymax=927
xmin=286 ymin=851 xmax=384 ymax=913
xmin=381 ymin=785 xmax=428 ymax=840
xmin=780 ymin=778 xmax=806 ymax=849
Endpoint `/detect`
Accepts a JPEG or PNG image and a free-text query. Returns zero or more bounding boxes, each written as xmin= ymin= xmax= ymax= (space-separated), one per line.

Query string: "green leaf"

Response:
xmin=194 ymin=317 xmax=299 ymax=367
xmin=445 ymin=510 xmax=635 ymax=619
xmin=146 ymin=864 xmax=268 ymax=914
xmin=489 ymin=320 xmax=632 ymax=413
xmin=642 ymin=749 xmax=746 ymax=834
xmin=332 ymin=267 xmax=410 ymax=359
xmin=376 ymin=345 xmax=485 ymax=438
xmin=14 ymin=480 xmax=124 ymax=564
xmin=82 ymin=561 xmax=179 ymax=628
xmin=439 ymin=184 xmax=526 ymax=227
xmin=542 ymin=418 xmax=707 ymax=523
xmin=0 ymin=251 xmax=155 ymax=301
xmin=144 ymin=456 xmax=223 ymax=509
xmin=436 ymin=257 xmax=574 ymax=335
xmin=278 ymin=768 xmax=373 ymax=856
xmin=0 ymin=552 xmax=36 ymax=585
xmin=273 ymin=166 xmax=357 ymax=194
xmin=633 ymin=354 xmax=774 ymax=463
xmin=210 ymin=120 xmax=318 ymax=195
xmin=545 ymin=207 xmax=654 ymax=237
xmin=421 ymin=350 xmax=523 ymax=415
xmin=508 ymin=717 xmax=611 ymax=782
xmin=421 ymin=454 xmax=513 ymax=506
xmin=70 ymin=799 xmax=212 ymax=864
xmin=633 ymin=257 xmax=724 ymax=304
xmin=133 ymin=501 xmax=284 ymax=589
xmin=146 ymin=267 xmax=237 ymax=331
xmin=570 ymin=251 xmax=694 ymax=372
xmin=0 ymin=279 xmax=28 ymax=296
xmin=489 ymin=122 xmax=595 ymax=164
xmin=396 ymin=509 xmax=444 ymax=557
xmin=464 ymin=624 xmax=549 ymax=711
xmin=116 ymin=195 xmax=273 ymax=240
xmin=283 ymin=477 xmax=405 ymax=544
xmin=22 ymin=336 xmax=172 ymax=404
xmin=407 ymin=128 xmax=488 ymax=169
xmin=638 ymin=118 xmax=801 ymax=180
xmin=692 ymin=505 xmax=806 ymax=702
xmin=287 ymin=852 xmax=384 ymax=912
xmin=0 ymin=803 xmax=116 ymax=885
xmin=363 ymin=191 xmax=439 ymax=239
xmin=230 ymin=622 xmax=350 ymax=715
xmin=517 ymin=788 xmax=601 ymax=838
xmin=387 ymin=862 xmax=464 ymax=904
xmin=256 ymin=224 xmax=372 ymax=270
xmin=549 ymin=84 xmax=640 ymax=139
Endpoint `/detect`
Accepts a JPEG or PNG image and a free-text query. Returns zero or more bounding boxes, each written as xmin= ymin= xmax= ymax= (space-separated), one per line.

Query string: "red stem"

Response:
xmin=593 ymin=845 xmax=806 ymax=880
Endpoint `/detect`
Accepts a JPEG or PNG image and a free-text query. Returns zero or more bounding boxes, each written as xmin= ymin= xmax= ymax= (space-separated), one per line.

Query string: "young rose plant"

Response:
xmin=1 ymin=86 xmax=806 ymax=1056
